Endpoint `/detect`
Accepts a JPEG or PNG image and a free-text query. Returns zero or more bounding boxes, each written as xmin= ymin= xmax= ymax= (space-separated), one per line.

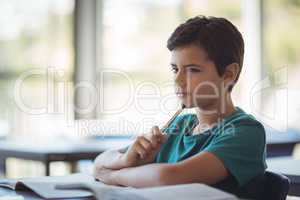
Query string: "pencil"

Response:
xmin=161 ymin=104 xmax=185 ymax=134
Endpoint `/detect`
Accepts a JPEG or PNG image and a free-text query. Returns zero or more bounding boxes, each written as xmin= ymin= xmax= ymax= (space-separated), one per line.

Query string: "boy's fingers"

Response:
xmin=151 ymin=135 xmax=159 ymax=148
xmin=138 ymin=136 xmax=153 ymax=152
xmin=149 ymin=126 xmax=161 ymax=148
xmin=153 ymin=126 xmax=165 ymax=142
xmin=152 ymin=126 xmax=161 ymax=135
xmin=134 ymin=142 xmax=147 ymax=159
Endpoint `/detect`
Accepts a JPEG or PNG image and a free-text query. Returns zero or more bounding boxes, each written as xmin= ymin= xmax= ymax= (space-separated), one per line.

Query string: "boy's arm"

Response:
xmin=94 ymin=126 xmax=166 ymax=170
xmin=104 ymin=152 xmax=229 ymax=188
xmin=94 ymin=148 xmax=128 ymax=170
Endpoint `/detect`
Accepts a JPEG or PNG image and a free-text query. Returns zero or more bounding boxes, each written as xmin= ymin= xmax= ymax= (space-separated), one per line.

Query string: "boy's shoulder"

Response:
xmin=221 ymin=108 xmax=266 ymax=141
xmin=227 ymin=108 xmax=265 ymax=130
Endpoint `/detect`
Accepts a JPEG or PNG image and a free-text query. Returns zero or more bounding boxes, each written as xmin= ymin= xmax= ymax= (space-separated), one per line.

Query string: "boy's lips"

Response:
xmin=176 ymin=92 xmax=188 ymax=97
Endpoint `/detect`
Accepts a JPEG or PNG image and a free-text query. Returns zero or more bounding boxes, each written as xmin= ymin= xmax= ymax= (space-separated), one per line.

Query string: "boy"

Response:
xmin=93 ymin=15 xmax=267 ymax=197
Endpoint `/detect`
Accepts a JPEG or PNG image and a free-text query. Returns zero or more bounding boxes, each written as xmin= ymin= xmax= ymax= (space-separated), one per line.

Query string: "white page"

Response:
xmin=80 ymin=181 xmax=238 ymax=200
xmin=17 ymin=174 xmax=94 ymax=199
xmin=124 ymin=184 xmax=238 ymax=200
xmin=14 ymin=174 xmax=238 ymax=200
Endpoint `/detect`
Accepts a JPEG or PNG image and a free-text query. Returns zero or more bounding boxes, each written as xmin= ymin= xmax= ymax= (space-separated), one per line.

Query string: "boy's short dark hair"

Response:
xmin=167 ymin=15 xmax=244 ymax=92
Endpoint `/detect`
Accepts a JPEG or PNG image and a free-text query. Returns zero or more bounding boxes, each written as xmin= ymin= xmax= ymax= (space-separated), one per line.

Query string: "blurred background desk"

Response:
xmin=0 ymin=137 xmax=133 ymax=176
xmin=266 ymin=129 xmax=300 ymax=157
xmin=1 ymin=128 xmax=300 ymax=177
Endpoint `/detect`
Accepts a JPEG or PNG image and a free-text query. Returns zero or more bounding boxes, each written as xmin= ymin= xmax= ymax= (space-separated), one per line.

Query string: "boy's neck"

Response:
xmin=193 ymin=95 xmax=236 ymax=133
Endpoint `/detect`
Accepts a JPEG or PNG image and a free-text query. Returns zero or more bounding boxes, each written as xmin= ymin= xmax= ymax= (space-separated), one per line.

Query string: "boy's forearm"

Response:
xmin=112 ymin=163 xmax=178 ymax=188
xmin=94 ymin=150 xmax=127 ymax=170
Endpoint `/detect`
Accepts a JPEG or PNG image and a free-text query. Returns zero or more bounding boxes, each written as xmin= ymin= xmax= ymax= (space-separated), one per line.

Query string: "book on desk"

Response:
xmin=0 ymin=173 xmax=238 ymax=200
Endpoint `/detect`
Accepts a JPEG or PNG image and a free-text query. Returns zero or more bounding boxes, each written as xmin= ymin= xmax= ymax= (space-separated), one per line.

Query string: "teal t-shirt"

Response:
xmin=155 ymin=107 xmax=267 ymax=188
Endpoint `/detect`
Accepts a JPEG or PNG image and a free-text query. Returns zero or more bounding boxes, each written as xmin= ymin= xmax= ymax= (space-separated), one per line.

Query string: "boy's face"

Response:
xmin=170 ymin=45 xmax=225 ymax=110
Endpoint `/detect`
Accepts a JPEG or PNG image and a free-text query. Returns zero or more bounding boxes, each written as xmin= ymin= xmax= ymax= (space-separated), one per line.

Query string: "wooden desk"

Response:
xmin=0 ymin=138 xmax=132 ymax=176
xmin=267 ymin=156 xmax=300 ymax=196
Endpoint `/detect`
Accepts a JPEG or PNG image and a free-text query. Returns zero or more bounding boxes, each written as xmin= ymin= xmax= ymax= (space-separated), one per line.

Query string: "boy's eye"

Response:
xmin=187 ymin=68 xmax=201 ymax=73
xmin=171 ymin=67 xmax=178 ymax=73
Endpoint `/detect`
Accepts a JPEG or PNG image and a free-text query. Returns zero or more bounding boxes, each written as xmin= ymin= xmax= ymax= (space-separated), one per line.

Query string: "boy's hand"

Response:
xmin=121 ymin=126 xmax=167 ymax=168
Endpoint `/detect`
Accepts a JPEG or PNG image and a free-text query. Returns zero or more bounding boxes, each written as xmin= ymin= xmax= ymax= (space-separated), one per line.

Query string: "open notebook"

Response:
xmin=0 ymin=173 xmax=94 ymax=199
xmin=0 ymin=173 xmax=238 ymax=200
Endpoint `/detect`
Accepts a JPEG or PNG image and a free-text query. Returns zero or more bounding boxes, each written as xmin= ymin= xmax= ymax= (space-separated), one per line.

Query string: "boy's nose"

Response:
xmin=175 ymin=72 xmax=187 ymax=87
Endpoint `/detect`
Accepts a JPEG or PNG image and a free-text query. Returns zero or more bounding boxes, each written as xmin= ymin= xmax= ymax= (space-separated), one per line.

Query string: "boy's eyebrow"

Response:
xmin=170 ymin=63 xmax=204 ymax=68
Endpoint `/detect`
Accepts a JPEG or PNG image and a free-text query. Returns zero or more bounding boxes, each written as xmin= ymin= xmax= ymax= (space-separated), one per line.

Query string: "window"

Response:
xmin=0 ymin=0 xmax=75 ymax=140
xmin=263 ymin=0 xmax=300 ymax=131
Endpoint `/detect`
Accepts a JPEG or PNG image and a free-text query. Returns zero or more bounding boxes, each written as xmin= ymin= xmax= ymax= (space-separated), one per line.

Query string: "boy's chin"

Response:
xmin=181 ymin=101 xmax=211 ymax=109
xmin=180 ymin=102 xmax=196 ymax=109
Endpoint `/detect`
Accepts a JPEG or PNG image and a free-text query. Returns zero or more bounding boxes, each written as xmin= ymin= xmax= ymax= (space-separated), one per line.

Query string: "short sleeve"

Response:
xmin=204 ymin=121 xmax=267 ymax=187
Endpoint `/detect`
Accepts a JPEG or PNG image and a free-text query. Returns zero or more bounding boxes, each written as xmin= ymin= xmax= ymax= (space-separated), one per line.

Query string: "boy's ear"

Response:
xmin=222 ymin=63 xmax=240 ymax=87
